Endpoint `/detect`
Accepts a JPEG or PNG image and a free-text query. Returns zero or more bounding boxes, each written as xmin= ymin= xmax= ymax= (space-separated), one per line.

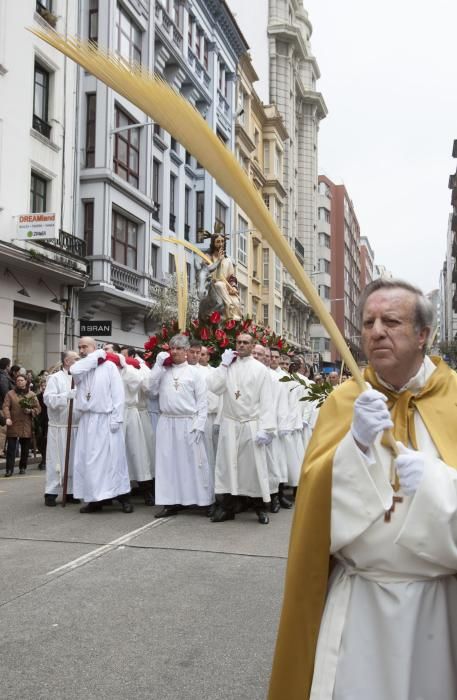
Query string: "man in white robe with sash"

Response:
xmin=198 ymin=346 xmax=221 ymax=476
xmin=269 ymin=279 xmax=457 ymax=700
xmin=43 ymin=350 xmax=80 ymax=506
xmin=207 ymin=333 xmax=275 ymax=525
xmin=71 ymin=338 xmax=133 ymax=514
xmin=150 ymin=334 xmax=212 ymax=518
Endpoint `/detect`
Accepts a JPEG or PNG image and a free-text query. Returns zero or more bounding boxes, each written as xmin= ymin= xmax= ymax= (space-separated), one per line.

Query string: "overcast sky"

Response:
xmin=302 ymin=0 xmax=457 ymax=294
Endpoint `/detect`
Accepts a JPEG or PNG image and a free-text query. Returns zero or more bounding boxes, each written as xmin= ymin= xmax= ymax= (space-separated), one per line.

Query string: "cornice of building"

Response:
xmin=80 ymin=169 xmax=160 ymax=214
xmin=263 ymin=178 xmax=287 ymax=200
xmin=299 ymin=88 xmax=328 ymax=120
xmin=203 ymin=0 xmax=250 ymax=60
xmin=268 ymin=22 xmax=309 ymax=62
xmin=235 ymin=123 xmax=256 ymax=154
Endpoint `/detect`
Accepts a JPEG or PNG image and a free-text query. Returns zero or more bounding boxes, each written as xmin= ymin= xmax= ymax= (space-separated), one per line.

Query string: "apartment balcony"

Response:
xmin=155 ymin=2 xmax=183 ymax=52
xmin=111 ymin=263 xmax=142 ymax=294
xmin=34 ymin=229 xmax=87 ymax=275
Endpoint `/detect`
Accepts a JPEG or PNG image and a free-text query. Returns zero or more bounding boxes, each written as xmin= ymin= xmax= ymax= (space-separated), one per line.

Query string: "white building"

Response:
xmin=440 ymin=214 xmax=457 ymax=345
xmin=0 ymin=1 xmax=87 ymax=371
xmin=77 ymin=0 xmax=249 ymax=347
xmin=228 ymin=0 xmax=327 ymax=350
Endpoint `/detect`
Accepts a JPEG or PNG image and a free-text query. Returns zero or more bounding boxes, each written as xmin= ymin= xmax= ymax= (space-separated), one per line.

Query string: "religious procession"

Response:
xmin=2 ymin=2 xmax=457 ymax=699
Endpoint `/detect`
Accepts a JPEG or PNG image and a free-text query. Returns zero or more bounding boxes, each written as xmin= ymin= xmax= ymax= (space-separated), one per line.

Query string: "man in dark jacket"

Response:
xmin=0 ymin=358 xmax=14 ymax=455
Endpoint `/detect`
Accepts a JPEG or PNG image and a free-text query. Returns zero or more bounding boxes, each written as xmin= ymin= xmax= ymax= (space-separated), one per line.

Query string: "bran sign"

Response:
xmin=79 ymin=320 xmax=112 ymax=336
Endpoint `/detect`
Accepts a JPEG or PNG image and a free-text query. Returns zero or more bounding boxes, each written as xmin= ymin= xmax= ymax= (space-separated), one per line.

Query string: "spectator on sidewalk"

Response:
xmin=3 ymin=375 xmax=40 ymax=476
xmin=0 ymin=357 xmax=14 ymax=457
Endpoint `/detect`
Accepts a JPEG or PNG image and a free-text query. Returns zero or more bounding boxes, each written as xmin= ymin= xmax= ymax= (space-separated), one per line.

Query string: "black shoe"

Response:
xmin=210 ymin=506 xmax=235 ymax=523
xmin=279 ymin=496 xmax=293 ymax=509
xmin=256 ymin=510 xmax=270 ymax=525
xmin=270 ymin=494 xmax=281 ymax=513
xmin=65 ymin=494 xmax=81 ymax=504
xmin=19 ymin=468 xmax=26 ymax=475
xmin=4 ymin=470 xmax=12 ymax=477
xmin=121 ymin=502 xmax=134 ymax=513
xmin=37 ymin=463 xmax=46 ymax=471
xmin=155 ymin=505 xmax=180 ymax=518
xmin=80 ymin=502 xmax=103 ymax=513
xmin=207 ymin=503 xmax=216 ymax=518
xmin=44 ymin=494 xmax=58 ymax=507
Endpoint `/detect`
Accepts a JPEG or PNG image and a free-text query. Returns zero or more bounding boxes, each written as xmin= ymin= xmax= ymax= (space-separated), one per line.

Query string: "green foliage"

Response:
xmin=279 ymin=372 xmax=334 ymax=408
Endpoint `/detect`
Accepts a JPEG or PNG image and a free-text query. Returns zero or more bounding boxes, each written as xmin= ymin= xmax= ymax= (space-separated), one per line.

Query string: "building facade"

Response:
xmin=360 ymin=235 xmax=375 ymax=289
xmin=0 ymin=0 xmax=87 ymax=371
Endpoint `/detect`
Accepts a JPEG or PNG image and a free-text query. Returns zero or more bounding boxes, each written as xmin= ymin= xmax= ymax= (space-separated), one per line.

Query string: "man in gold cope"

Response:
xmin=269 ymin=278 xmax=457 ymax=700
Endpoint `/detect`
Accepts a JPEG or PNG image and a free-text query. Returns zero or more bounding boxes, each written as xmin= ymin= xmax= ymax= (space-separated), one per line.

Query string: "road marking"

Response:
xmin=46 ymin=517 xmax=171 ymax=576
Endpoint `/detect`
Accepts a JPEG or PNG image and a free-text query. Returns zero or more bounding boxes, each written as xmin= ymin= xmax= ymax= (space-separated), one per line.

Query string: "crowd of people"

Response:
xmin=0 ymin=334 xmax=331 ymax=522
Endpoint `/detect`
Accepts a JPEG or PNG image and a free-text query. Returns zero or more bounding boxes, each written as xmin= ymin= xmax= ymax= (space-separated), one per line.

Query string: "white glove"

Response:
xmin=110 ymin=422 xmax=121 ymax=433
xmin=66 ymin=388 xmax=77 ymax=400
xmin=118 ymin=353 xmax=127 ymax=368
xmin=190 ymin=429 xmax=205 ymax=444
xmin=351 ymin=389 xmax=393 ymax=448
xmin=255 ymin=430 xmax=273 ymax=446
xmin=278 ymin=429 xmax=292 ymax=438
xmin=394 ymin=442 xmax=425 ymax=496
xmin=94 ymin=348 xmax=106 ymax=360
xmin=221 ymin=349 xmax=236 ymax=367
xmin=156 ymin=351 xmax=170 ymax=368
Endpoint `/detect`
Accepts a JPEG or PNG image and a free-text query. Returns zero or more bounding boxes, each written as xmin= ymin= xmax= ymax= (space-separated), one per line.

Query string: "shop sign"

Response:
xmin=80 ymin=320 xmax=112 ymax=336
xmin=16 ymin=212 xmax=57 ymax=240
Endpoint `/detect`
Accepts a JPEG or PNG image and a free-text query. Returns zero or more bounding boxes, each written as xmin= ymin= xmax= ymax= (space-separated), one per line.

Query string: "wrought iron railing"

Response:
xmin=33 ymin=114 xmax=52 ymax=139
xmin=37 ymin=229 xmax=86 ymax=258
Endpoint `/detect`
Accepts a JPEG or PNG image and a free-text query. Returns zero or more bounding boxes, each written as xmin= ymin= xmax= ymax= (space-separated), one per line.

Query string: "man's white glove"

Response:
xmin=110 ymin=422 xmax=121 ymax=433
xmin=394 ymin=442 xmax=425 ymax=496
xmin=190 ymin=429 xmax=205 ymax=444
xmin=118 ymin=353 xmax=127 ymax=368
xmin=155 ymin=351 xmax=170 ymax=368
xmin=94 ymin=348 xmax=106 ymax=360
xmin=66 ymin=388 xmax=77 ymax=400
xmin=221 ymin=349 xmax=236 ymax=367
xmin=255 ymin=430 xmax=273 ymax=446
xmin=351 ymin=389 xmax=393 ymax=449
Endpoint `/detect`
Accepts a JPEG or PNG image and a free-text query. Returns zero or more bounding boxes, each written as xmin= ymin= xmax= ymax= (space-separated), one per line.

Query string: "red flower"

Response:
xmin=224 ymin=319 xmax=236 ymax=330
xmin=261 ymin=336 xmax=268 ymax=346
xmin=191 ymin=319 xmax=200 ymax=329
xmin=207 ymin=346 xmax=215 ymax=354
xmin=277 ymin=339 xmax=283 ymax=349
xmin=161 ymin=326 xmax=168 ymax=339
xmin=219 ymin=335 xmax=229 ymax=348
xmin=200 ymin=327 xmax=209 ymax=340
xmin=242 ymin=320 xmax=251 ymax=331
xmin=209 ymin=311 xmax=221 ymax=324
xmin=144 ymin=335 xmax=158 ymax=351
xmin=251 ymin=324 xmax=257 ymax=334
xmin=125 ymin=357 xmax=140 ymax=369
xmin=215 ymin=329 xmax=225 ymax=341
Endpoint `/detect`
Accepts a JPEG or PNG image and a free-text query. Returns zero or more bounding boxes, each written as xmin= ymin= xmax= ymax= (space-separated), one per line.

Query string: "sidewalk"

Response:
xmin=0 ymin=453 xmax=42 ymax=473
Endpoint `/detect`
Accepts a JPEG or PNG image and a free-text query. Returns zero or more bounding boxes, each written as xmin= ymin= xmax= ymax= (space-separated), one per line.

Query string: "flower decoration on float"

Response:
xmin=143 ymin=316 xmax=288 ymax=367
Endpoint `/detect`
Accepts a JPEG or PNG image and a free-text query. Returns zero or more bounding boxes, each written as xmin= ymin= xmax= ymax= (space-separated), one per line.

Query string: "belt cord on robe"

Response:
xmin=62 ymin=377 xmax=74 ymax=507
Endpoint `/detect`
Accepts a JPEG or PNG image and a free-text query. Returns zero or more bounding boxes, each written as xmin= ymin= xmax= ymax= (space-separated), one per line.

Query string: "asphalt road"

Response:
xmin=0 ymin=468 xmax=292 ymax=700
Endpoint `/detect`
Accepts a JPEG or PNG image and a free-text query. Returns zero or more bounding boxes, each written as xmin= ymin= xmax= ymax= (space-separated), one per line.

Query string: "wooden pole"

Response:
xmin=61 ymin=377 xmax=74 ymax=507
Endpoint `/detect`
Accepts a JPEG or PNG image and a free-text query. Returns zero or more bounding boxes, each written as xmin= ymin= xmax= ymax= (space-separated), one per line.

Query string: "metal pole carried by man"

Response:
xmin=269 ymin=278 xmax=457 ymax=700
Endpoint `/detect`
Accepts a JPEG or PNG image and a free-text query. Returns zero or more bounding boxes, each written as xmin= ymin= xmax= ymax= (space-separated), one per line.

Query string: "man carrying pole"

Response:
xmin=269 ymin=279 xmax=457 ymax=700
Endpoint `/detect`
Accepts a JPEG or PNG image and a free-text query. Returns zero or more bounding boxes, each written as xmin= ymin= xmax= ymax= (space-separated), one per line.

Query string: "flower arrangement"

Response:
xmin=143 ymin=315 xmax=288 ymax=367
xmin=18 ymin=396 xmax=37 ymax=412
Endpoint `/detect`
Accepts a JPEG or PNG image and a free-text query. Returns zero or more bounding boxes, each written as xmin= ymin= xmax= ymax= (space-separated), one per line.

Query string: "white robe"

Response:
xmin=150 ymin=361 xmax=212 ymax=506
xmin=137 ymin=364 xmax=156 ymax=477
xmin=121 ymin=365 xmax=153 ymax=482
xmin=198 ymin=363 xmax=221 ymax=473
xmin=207 ymin=356 xmax=275 ymax=502
xmin=266 ymin=368 xmax=288 ymax=492
xmin=274 ymin=367 xmax=302 ymax=487
xmin=43 ymin=369 xmax=80 ymax=496
xmin=310 ymin=358 xmax=457 ymax=700
xmin=71 ymin=352 xmax=131 ymax=503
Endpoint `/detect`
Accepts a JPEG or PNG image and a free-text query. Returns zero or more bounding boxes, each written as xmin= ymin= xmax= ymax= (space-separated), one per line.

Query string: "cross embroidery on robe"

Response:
xmin=384 ymin=496 xmax=403 ymax=522
xmin=234 ymin=390 xmax=241 ymax=400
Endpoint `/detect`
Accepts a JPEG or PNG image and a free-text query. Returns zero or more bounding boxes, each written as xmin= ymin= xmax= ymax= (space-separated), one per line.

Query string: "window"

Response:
xmin=239 ymin=283 xmax=247 ymax=313
xmin=83 ymin=201 xmax=94 ymax=256
xmin=203 ymin=38 xmax=208 ymax=70
xmin=184 ymin=187 xmax=191 ymax=240
xmin=263 ymin=304 xmax=269 ymax=327
xmin=172 ymin=0 xmax=180 ymax=28
xmin=218 ymin=61 xmax=224 ymax=92
xmin=88 ymin=0 xmax=98 ymax=43
xmin=33 ymin=62 xmax=51 ymax=138
xmin=151 ymin=245 xmax=158 ymax=278
xmin=319 ymin=258 xmax=330 ymax=274
xmin=185 ymin=150 xmax=192 ymax=166
xmin=168 ymin=253 xmax=175 ymax=274
xmin=85 ymin=93 xmax=96 ymax=168
xmin=195 ymin=29 xmax=201 ymax=59
xmin=263 ymin=248 xmax=269 ymax=284
xmin=275 ymin=200 xmax=282 ymax=227
xmin=238 ymin=215 xmax=248 ymax=266
xmin=115 ymin=5 xmax=142 ymax=64
xmin=319 ymin=284 xmax=330 ymax=300
xmin=113 ymin=106 xmax=139 ymax=188
xmin=318 ymin=181 xmax=329 ymax=196
xmin=169 ymin=174 xmax=177 ymax=231
xmin=188 ymin=15 xmax=195 ymax=46
xmin=274 ymin=147 xmax=282 ymax=177
xmin=36 ymin=0 xmax=56 ymax=26
xmin=215 ymin=199 xmax=227 ymax=234
xmin=275 ymin=255 xmax=281 ymax=290
xmin=263 ymin=141 xmax=270 ymax=174
xmin=263 ymin=194 xmax=270 ymax=210
xmin=152 ymin=159 xmax=161 ymax=221
xmin=319 ymin=232 xmax=331 ymax=248
xmin=252 ymin=300 xmax=257 ymax=323
xmin=196 ymin=191 xmax=204 ymax=238
xmin=30 ymin=172 xmax=47 ymax=212
xmin=170 ymin=137 xmax=178 ymax=152
xmin=275 ymin=306 xmax=281 ymax=334
xmin=111 ymin=210 xmax=137 ymax=267
xmin=318 ymin=207 xmax=330 ymax=223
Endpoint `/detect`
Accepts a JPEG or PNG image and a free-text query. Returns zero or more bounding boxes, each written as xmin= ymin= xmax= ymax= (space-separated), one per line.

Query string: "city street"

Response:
xmin=0 ymin=468 xmax=291 ymax=700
